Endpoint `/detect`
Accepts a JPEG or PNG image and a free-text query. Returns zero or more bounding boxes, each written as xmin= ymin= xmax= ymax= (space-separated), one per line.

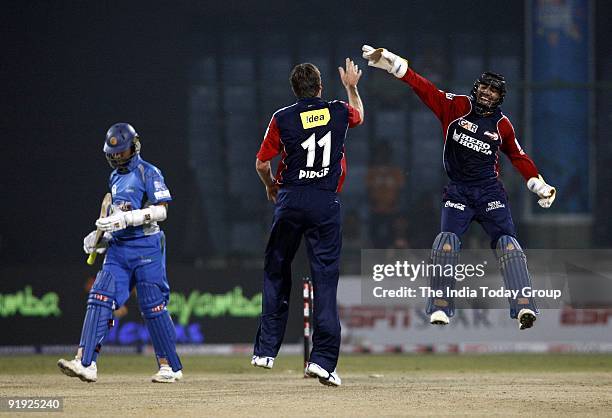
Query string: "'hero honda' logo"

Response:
xmin=452 ymin=129 xmax=492 ymax=155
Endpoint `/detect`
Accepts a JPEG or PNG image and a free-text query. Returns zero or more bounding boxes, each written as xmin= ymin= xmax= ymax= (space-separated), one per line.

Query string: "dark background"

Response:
xmin=4 ymin=0 xmax=610 ymax=268
xmin=1 ymin=0 xmax=611 ymax=347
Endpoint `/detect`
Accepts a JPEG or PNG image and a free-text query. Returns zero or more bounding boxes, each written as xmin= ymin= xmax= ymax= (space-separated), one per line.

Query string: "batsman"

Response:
xmin=362 ymin=45 xmax=556 ymax=330
xmin=58 ymin=123 xmax=182 ymax=382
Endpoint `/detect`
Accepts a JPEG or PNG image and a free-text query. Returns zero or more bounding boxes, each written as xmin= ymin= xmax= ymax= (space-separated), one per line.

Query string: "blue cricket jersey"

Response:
xmin=108 ymin=155 xmax=172 ymax=240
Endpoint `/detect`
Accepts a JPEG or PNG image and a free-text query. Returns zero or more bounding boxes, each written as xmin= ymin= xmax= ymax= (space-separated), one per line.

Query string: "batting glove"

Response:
xmin=96 ymin=211 xmax=129 ymax=232
xmin=95 ymin=205 xmax=167 ymax=232
xmin=83 ymin=230 xmax=112 ymax=254
xmin=527 ymin=175 xmax=556 ymax=208
xmin=362 ymin=44 xmax=408 ymax=78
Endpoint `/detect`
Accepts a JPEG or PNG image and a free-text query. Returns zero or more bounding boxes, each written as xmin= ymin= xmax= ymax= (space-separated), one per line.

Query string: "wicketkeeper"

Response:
xmin=362 ymin=45 xmax=556 ymax=329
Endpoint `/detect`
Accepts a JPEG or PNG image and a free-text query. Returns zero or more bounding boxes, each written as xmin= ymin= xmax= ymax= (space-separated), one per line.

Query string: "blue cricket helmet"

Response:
xmin=104 ymin=122 xmax=141 ymax=170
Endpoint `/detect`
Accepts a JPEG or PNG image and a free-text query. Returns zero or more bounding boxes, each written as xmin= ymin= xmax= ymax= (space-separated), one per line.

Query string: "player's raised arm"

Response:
xmin=362 ymin=44 xmax=466 ymax=122
xmin=338 ymin=58 xmax=364 ymax=125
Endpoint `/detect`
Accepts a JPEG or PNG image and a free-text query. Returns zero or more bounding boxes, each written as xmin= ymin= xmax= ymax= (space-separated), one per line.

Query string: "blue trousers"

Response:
xmin=103 ymin=232 xmax=170 ymax=307
xmin=254 ymin=187 xmax=342 ymax=373
xmin=441 ymin=180 xmax=516 ymax=247
xmin=79 ymin=232 xmax=170 ymax=357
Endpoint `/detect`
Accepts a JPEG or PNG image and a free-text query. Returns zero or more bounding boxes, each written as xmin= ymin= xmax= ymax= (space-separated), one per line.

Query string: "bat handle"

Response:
xmin=86 ymin=252 xmax=97 ymax=265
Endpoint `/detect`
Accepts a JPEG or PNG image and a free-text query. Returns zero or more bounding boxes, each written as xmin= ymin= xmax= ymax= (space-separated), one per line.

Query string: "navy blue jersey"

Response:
xmin=257 ymin=97 xmax=361 ymax=192
xmin=445 ymin=106 xmax=505 ymax=182
xmin=108 ymin=155 xmax=172 ymax=240
xmin=400 ymin=68 xmax=539 ymax=183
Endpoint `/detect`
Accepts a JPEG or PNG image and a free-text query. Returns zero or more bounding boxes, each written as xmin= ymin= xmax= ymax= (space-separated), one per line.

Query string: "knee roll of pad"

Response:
xmin=137 ymin=282 xmax=182 ymax=372
xmin=496 ymin=235 xmax=538 ymax=318
xmin=426 ymin=232 xmax=461 ymax=316
xmin=79 ymin=270 xmax=116 ymax=366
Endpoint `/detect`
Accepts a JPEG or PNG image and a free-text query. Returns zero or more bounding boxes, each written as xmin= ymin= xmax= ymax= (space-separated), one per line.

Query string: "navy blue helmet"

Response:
xmin=103 ymin=123 xmax=141 ymax=170
xmin=470 ymin=72 xmax=506 ymax=115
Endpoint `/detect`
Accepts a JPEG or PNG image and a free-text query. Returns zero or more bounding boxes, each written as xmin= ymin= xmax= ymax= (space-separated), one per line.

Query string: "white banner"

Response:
xmin=338 ymin=276 xmax=612 ymax=352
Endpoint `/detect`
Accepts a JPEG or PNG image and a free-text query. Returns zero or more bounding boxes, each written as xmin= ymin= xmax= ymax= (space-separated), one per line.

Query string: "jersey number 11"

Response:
xmin=301 ymin=131 xmax=331 ymax=168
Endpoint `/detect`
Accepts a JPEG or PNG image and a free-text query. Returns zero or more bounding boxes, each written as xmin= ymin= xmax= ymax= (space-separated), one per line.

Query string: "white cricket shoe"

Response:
xmin=430 ymin=310 xmax=450 ymax=325
xmin=305 ymin=362 xmax=342 ymax=387
xmin=251 ymin=355 xmax=274 ymax=369
xmin=517 ymin=308 xmax=537 ymax=330
xmin=57 ymin=358 xmax=97 ymax=382
xmin=152 ymin=365 xmax=183 ymax=383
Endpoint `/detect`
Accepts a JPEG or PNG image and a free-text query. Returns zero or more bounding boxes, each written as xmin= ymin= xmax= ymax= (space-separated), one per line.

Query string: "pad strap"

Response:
xmin=496 ymin=235 xmax=539 ymax=318
xmin=137 ymin=282 xmax=182 ymax=372
xmin=426 ymin=232 xmax=461 ymax=316
xmin=79 ymin=270 xmax=116 ymax=366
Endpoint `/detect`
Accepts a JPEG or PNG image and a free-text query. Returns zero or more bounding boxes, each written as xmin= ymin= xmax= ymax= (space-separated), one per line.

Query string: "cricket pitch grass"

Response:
xmin=1 ymin=354 xmax=612 ymax=417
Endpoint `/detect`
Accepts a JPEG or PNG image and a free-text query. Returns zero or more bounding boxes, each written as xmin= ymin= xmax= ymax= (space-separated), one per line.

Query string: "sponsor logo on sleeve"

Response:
xmin=154 ymin=190 xmax=171 ymax=200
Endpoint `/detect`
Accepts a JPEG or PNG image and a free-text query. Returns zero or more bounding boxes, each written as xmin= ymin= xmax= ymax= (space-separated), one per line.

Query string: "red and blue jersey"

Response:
xmin=400 ymin=68 xmax=538 ymax=184
xmin=257 ymin=97 xmax=362 ymax=192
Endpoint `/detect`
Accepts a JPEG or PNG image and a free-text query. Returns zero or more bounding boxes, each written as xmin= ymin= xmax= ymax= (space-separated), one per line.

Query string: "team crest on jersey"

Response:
xmin=458 ymin=119 xmax=478 ymax=133
xmin=300 ymin=108 xmax=330 ymax=129
xmin=445 ymin=92 xmax=455 ymax=100
xmin=484 ymin=131 xmax=499 ymax=141
xmin=115 ymin=200 xmax=133 ymax=212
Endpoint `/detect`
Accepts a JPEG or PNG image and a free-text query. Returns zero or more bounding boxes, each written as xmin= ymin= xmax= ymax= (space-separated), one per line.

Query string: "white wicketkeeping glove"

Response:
xmin=361 ymin=44 xmax=408 ymax=78
xmin=83 ymin=230 xmax=112 ymax=254
xmin=527 ymin=175 xmax=556 ymax=208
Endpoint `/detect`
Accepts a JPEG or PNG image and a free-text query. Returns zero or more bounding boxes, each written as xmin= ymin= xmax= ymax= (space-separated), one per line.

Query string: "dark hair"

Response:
xmin=290 ymin=63 xmax=321 ymax=98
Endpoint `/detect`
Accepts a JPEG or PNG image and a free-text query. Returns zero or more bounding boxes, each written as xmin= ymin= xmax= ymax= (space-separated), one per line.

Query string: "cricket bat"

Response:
xmin=86 ymin=192 xmax=112 ymax=265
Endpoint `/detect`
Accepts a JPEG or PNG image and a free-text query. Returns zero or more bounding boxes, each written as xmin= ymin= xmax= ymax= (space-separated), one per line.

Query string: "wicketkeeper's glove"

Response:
xmin=527 ymin=175 xmax=556 ymax=208
xmin=361 ymin=44 xmax=409 ymax=78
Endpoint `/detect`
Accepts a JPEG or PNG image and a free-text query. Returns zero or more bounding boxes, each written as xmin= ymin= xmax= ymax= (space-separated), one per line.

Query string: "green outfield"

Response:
xmin=1 ymin=354 xmax=612 ymax=417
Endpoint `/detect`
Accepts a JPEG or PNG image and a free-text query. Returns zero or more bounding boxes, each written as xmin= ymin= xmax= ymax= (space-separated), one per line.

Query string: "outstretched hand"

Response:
xmin=338 ymin=58 xmax=362 ymax=89
xmin=361 ymin=44 xmax=408 ymax=78
xmin=527 ymin=175 xmax=556 ymax=208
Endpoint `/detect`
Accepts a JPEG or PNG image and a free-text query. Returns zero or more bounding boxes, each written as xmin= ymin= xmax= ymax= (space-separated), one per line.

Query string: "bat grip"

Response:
xmin=86 ymin=252 xmax=97 ymax=265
